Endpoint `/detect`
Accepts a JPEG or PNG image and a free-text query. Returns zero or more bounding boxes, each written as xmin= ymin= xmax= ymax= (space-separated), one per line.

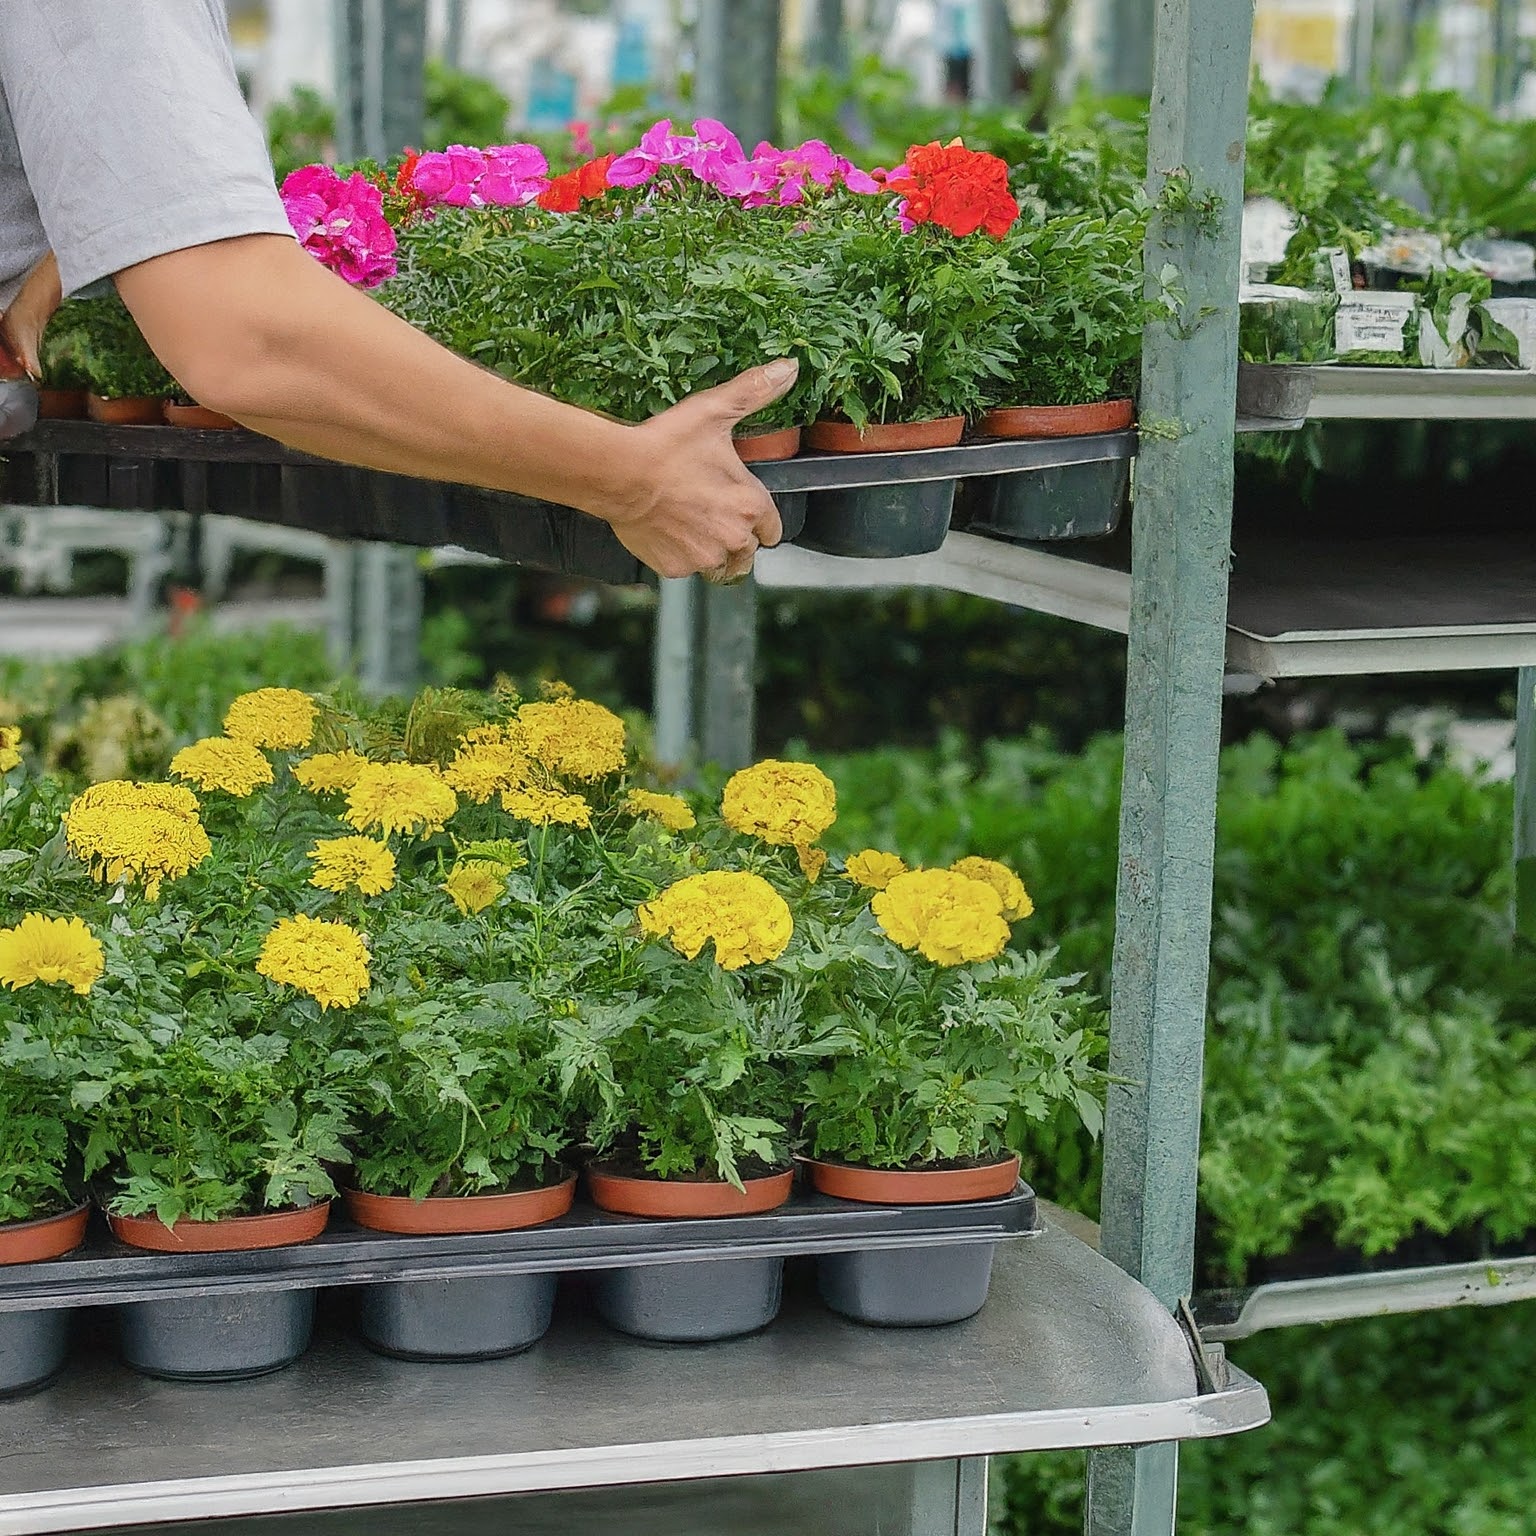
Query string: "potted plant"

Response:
xmin=72 ymin=294 xmax=176 ymax=425
xmin=340 ymin=986 xmax=578 ymax=1361
xmin=36 ymin=302 xmax=93 ymax=420
xmin=793 ymin=859 xmax=1104 ymax=1324
xmin=0 ymin=1049 xmax=89 ymax=1395
xmin=1234 ymin=283 xmax=1339 ymax=421
xmin=162 ymin=389 xmax=238 ymax=430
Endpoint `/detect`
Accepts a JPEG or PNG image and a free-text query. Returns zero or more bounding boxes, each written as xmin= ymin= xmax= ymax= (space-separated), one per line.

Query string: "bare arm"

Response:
xmin=113 ymin=235 xmax=789 ymax=579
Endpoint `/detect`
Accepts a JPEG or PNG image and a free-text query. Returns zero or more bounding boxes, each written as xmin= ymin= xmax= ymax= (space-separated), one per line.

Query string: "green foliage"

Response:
xmin=1239 ymin=292 xmax=1338 ymax=364
xmin=266 ymin=83 xmax=337 ymax=182
xmin=52 ymin=294 xmax=175 ymax=402
xmin=0 ymin=1057 xmax=75 ymax=1223
xmin=423 ymin=59 xmax=511 ymax=151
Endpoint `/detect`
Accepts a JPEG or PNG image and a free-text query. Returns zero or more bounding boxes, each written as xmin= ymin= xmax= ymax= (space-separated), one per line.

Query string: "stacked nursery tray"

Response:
xmin=1 ymin=420 xmax=1138 ymax=571
xmin=0 ymin=1179 xmax=1039 ymax=1390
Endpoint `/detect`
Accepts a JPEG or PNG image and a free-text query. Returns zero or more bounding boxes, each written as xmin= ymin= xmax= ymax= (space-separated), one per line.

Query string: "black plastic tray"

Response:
xmin=0 ymin=1184 xmax=1039 ymax=1312
xmin=2 ymin=420 xmax=1136 ymax=581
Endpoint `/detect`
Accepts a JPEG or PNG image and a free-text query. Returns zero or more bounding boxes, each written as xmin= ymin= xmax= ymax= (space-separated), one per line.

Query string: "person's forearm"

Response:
xmin=115 ymin=235 xmax=650 ymax=519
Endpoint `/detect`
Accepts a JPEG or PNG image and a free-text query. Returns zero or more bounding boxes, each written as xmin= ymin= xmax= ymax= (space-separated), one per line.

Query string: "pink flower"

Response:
xmin=411 ymin=144 xmax=489 ymax=207
xmin=569 ymin=121 xmax=597 ymax=160
xmin=716 ymin=140 xmax=881 ymax=208
xmin=682 ymin=117 xmax=747 ymax=187
xmin=281 ymin=165 xmax=397 ymax=288
xmin=479 ymin=143 xmax=550 ymax=206
xmin=607 ymin=119 xmax=693 ymax=188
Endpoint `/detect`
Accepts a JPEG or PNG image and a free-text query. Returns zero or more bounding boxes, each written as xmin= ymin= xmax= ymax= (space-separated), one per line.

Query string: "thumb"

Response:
xmin=699 ymin=358 xmax=800 ymax=426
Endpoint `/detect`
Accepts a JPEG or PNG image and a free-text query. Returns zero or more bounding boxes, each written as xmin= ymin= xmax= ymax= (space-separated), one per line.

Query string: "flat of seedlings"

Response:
xmin=0 ymin=1186 xmax=1039 ymax=1311
xmin=0 ymin=1223 xmax=1269 ymax=1535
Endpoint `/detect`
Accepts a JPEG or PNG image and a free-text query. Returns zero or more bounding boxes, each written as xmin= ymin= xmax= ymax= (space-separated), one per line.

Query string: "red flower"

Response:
xmin=884 ymin=140 xmax=1020 ymax=240
xmin=537 ymin=154 xmax=616 ymax=213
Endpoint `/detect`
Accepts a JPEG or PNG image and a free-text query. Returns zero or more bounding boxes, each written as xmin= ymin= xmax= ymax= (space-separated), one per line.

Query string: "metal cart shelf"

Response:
xmin=1237 ymin=364 xmax=1536 ymax=427
xmin=0 ymin=1225 xmax=1267 ymax=1536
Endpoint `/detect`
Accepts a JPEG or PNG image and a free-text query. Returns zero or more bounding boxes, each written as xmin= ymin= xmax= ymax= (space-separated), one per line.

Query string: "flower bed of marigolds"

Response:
xmin=0 ymin=683 xmax=1102 ymax=1385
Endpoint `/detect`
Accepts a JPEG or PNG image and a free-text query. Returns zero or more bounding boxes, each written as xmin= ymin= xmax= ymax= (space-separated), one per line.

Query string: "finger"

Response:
xmin=752 ymin=490 xmax=784 ymax=549
xmin=694 ymin=358 xmax=800 ymax=428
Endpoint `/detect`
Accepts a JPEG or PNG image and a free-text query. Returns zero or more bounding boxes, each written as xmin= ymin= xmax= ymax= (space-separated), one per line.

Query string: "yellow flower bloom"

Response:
xmin=345 ymin=762 xmax=458 ymax=838
xmin=844 ymin=849 xmax=908 ymax=890
xmin=169 ymin=736 xmax=274 ymax=798
xmin=63 ymin=780 xmax=212 ymax=900
xmin=443 ymin=731 xmax=529 ymax=803
xmin=639 ymin=870 xmax=793 ymax=970
xmin=501 ymin=785 xmax=592 ymax=829
xmin=0 ymin=725 xmax=22 ymax=773
xmin=950 ymin=856 xmax=1034 ymax=921
xmin=442 ymin=860 xmax=509 ymax=915
xmin=797 ymin=844 xmax=828 ymax=882
xmin=623 ymin=788 xmax=697 ymax=832
xmin=293 ymin=751 xmax=369 ymax=794
xmin=873 ymin=868 xmax=1011 ymax=967
xmin=0 ymin=914 xmax=104 ymax=995
xmin=516 ymin=698 xmax=627 ymax=781
xmin=256 ymin=913 xmax=370 ymax=1009
xmin=308 ymin=836 xmax=396 ymax=896
xmin=223 ymin=688 xmax=316 ymax=751
xmin=722 ymin=759 xmax=837 ymax=848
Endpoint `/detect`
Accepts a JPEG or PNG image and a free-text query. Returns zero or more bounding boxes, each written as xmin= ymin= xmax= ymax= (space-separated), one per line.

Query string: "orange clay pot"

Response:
xmin=162 ymin=402 xmax=238 ymax=430
xmin=344 ymin=1174 xmax=576 ymax=1235
xmin=805 ymin=416 xmax=965 ymax=454
xmin=37 ymin=388 xmax=87 ymax=420
xmin=805 ymin=1154 xmax=1021 ymax=1205
xmin=109 ymin=1202 xmax=331 ymax=1253
xmin=733 ymin=425 xmax=803 ymax=463
xmin=0 ymin=1204 xmax=90 ymax=1266
xmin=979 ymin=399 xmax=1134 ymax=439
xmin=587 ymin=1164 xmax=794 ymax=1219
xmin=85 ymin=394 xmax=165 ymax=426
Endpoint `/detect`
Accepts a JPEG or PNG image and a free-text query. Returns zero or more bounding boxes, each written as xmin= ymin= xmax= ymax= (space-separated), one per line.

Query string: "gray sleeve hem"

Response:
xmin=57 ymin=191 xmax=297 ymax=298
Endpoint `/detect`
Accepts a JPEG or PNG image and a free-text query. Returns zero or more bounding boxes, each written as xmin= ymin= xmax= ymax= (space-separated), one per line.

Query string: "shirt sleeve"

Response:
xmin=0 ymin=1 xmax=297 ymax=298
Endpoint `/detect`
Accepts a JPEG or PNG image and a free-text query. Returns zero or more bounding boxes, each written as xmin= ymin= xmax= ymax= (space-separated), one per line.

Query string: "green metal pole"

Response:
xmin=1085 ymin=0 xmax=1255 ymax=1529
xmin=1515 ymin=669 xmax=1536 ymax=943
xmin=972 ymin=0 xmax=1016 ymax=104
xmin=1492 ymin=0 xmax=1520 ymax=106
xmin=1100 ymin=0 xmax=1156 ymax=97
xmin=806 ymin=0 xmax=849 ymax=75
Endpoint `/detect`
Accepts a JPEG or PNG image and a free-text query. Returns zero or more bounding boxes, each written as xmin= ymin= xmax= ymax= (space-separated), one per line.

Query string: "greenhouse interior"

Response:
xmin=0 ymin=1 xmax=1534 ymax=1534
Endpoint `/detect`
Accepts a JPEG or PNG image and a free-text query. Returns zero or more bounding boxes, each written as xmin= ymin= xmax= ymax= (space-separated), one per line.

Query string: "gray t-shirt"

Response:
xmin=0 ymin=0 xmax=294 ymax=312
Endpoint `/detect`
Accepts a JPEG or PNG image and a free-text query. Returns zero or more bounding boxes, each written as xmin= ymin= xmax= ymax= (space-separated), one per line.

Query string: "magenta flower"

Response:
xmin=683 ymin=117 xmax=747 ymax=187
xmin=607 ymin=119 xmax=694 ymax=188
xmin=569 ymin=121 xmax=597 ymax=160
xmin=479 ymin=143 xmax=550 ymax=206
xmin=281 ymin=165 xmax=397 ymax=289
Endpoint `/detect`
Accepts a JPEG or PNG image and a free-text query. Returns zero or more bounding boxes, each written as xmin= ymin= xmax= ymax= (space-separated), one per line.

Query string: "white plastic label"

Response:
xmin=1325 ymin=249 xmax=1353 ymax=295
xmin=1335 ymin=297 xmax=1414 ymax=354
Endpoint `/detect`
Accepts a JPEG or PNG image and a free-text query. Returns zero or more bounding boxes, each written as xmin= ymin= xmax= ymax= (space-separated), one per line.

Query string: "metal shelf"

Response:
xmin=1237 ymin=364 xmax=1536 ymax=427
xmin=760 ymin=531 xmax=1536 ymax=680
xmin=0 ymin=1223 xmax=1268 ymax=1535
xmin=1195 ymin=1252 xmax=1536 ymax=1341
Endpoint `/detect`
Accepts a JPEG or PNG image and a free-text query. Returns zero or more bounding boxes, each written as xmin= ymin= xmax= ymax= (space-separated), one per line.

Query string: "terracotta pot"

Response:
xmin=733 ymin=426 xmax=802 ymax=464
xmin=108 ymin=1202 xmax=330 ymax=1253
xmin=805 ymin=1155 xmax=1021 ymax=1206
xmin=344 ymin=1173 xmax=576 ymax=1235
xmin=85 ymin=394 xmax=165 ymax=426
xmin=37 ymin=388 xmax=87 ymax=420
xmin=163 ymin=402 xmax=238 ymax=430
xmin=587 ymin=1164 xmax=794 ymax=1219
xmin=805 ymin=416 xmax=965 ymax=454
xmin=0 ymin=1204 xmax=90 ymax=1266
xmin=979 ymin=399 xmax=1134 ymax=439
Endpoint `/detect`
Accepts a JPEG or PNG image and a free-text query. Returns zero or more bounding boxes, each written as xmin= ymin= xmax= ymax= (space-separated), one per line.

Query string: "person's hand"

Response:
xmin=0 ymin=252 xmax=62 ymax=380
xmin=605 ymin=359 xmax=798 ymax=581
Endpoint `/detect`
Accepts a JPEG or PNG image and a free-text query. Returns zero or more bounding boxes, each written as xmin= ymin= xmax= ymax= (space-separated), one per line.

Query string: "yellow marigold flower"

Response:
xmin=256 ymin=913 xmax=370 ymax=1010
xmin=501 ymin=784 xmax=593 ymax=828
xmin=844 ymin=849 xmax=908 ymax=890
xmin=950 ymin=856 xmax=1034 ymax=921
xmin=308 ymin=836 xmax=396 ymax=896
xmin=0 ymin=725 xmax=21 ymax=773
xmin=797 ymin=844 xmax=828 ymax=882
xmin=722 ymin=759 xmax=837 ymax=848
xmin=623 ymin=789 xmax=697 ymax=832
xmin=442 ymin=860 xmax=509 ymax=915
xmin=873 ymin=868 xmax=1011 ymax=967
xmin=63 ymin=780 xmax=212 ymax=900
xmin=345 ymin=762 xmax=458 ymax=838
xmin=169 ymin=736 xmax=274 ymax=798
xmin=443 ymin=735 xmax=529 ymax=804
xmin=223 ymin=688 xmax=316 ymax=751
xmin=293 ymin=751 xmax=369 ymax=794
xmin=516 ymin=698 xmax=627 ymax=781
xmin=0 ymin=914 xmax=104 ymax=995
xmin=639 ymin=870 xmax=793 ymax=970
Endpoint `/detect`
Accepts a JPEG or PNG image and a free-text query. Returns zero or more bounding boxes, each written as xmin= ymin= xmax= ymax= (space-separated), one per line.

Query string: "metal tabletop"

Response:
xmin=0 ymin=1223 xmax=1267 ymax=1534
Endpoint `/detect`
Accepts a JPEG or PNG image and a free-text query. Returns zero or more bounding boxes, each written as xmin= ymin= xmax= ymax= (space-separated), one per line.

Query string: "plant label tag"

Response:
xmin=1324 ymin=248 xmax=1353 ymax=295
xmin=1335 ymin=294 xmax=1415 ymax=355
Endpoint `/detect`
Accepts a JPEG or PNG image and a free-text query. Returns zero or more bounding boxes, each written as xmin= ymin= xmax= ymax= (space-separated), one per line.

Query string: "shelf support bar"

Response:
xmin=1515 ymin=667 xmax=1536 ymax=943
xmin=1087 ymin=0 xmax=1255 ymax=1531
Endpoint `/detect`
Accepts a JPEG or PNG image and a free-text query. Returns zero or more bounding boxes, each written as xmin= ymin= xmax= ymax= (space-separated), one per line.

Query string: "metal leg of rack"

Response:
xmin=1086 ymin=0 xmax=1256 ymax=1531
xmin=1515 ymin=667 xmax=1536 ymax=943
xmin=908 ymin=1458 xmax=990 ymax=1536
